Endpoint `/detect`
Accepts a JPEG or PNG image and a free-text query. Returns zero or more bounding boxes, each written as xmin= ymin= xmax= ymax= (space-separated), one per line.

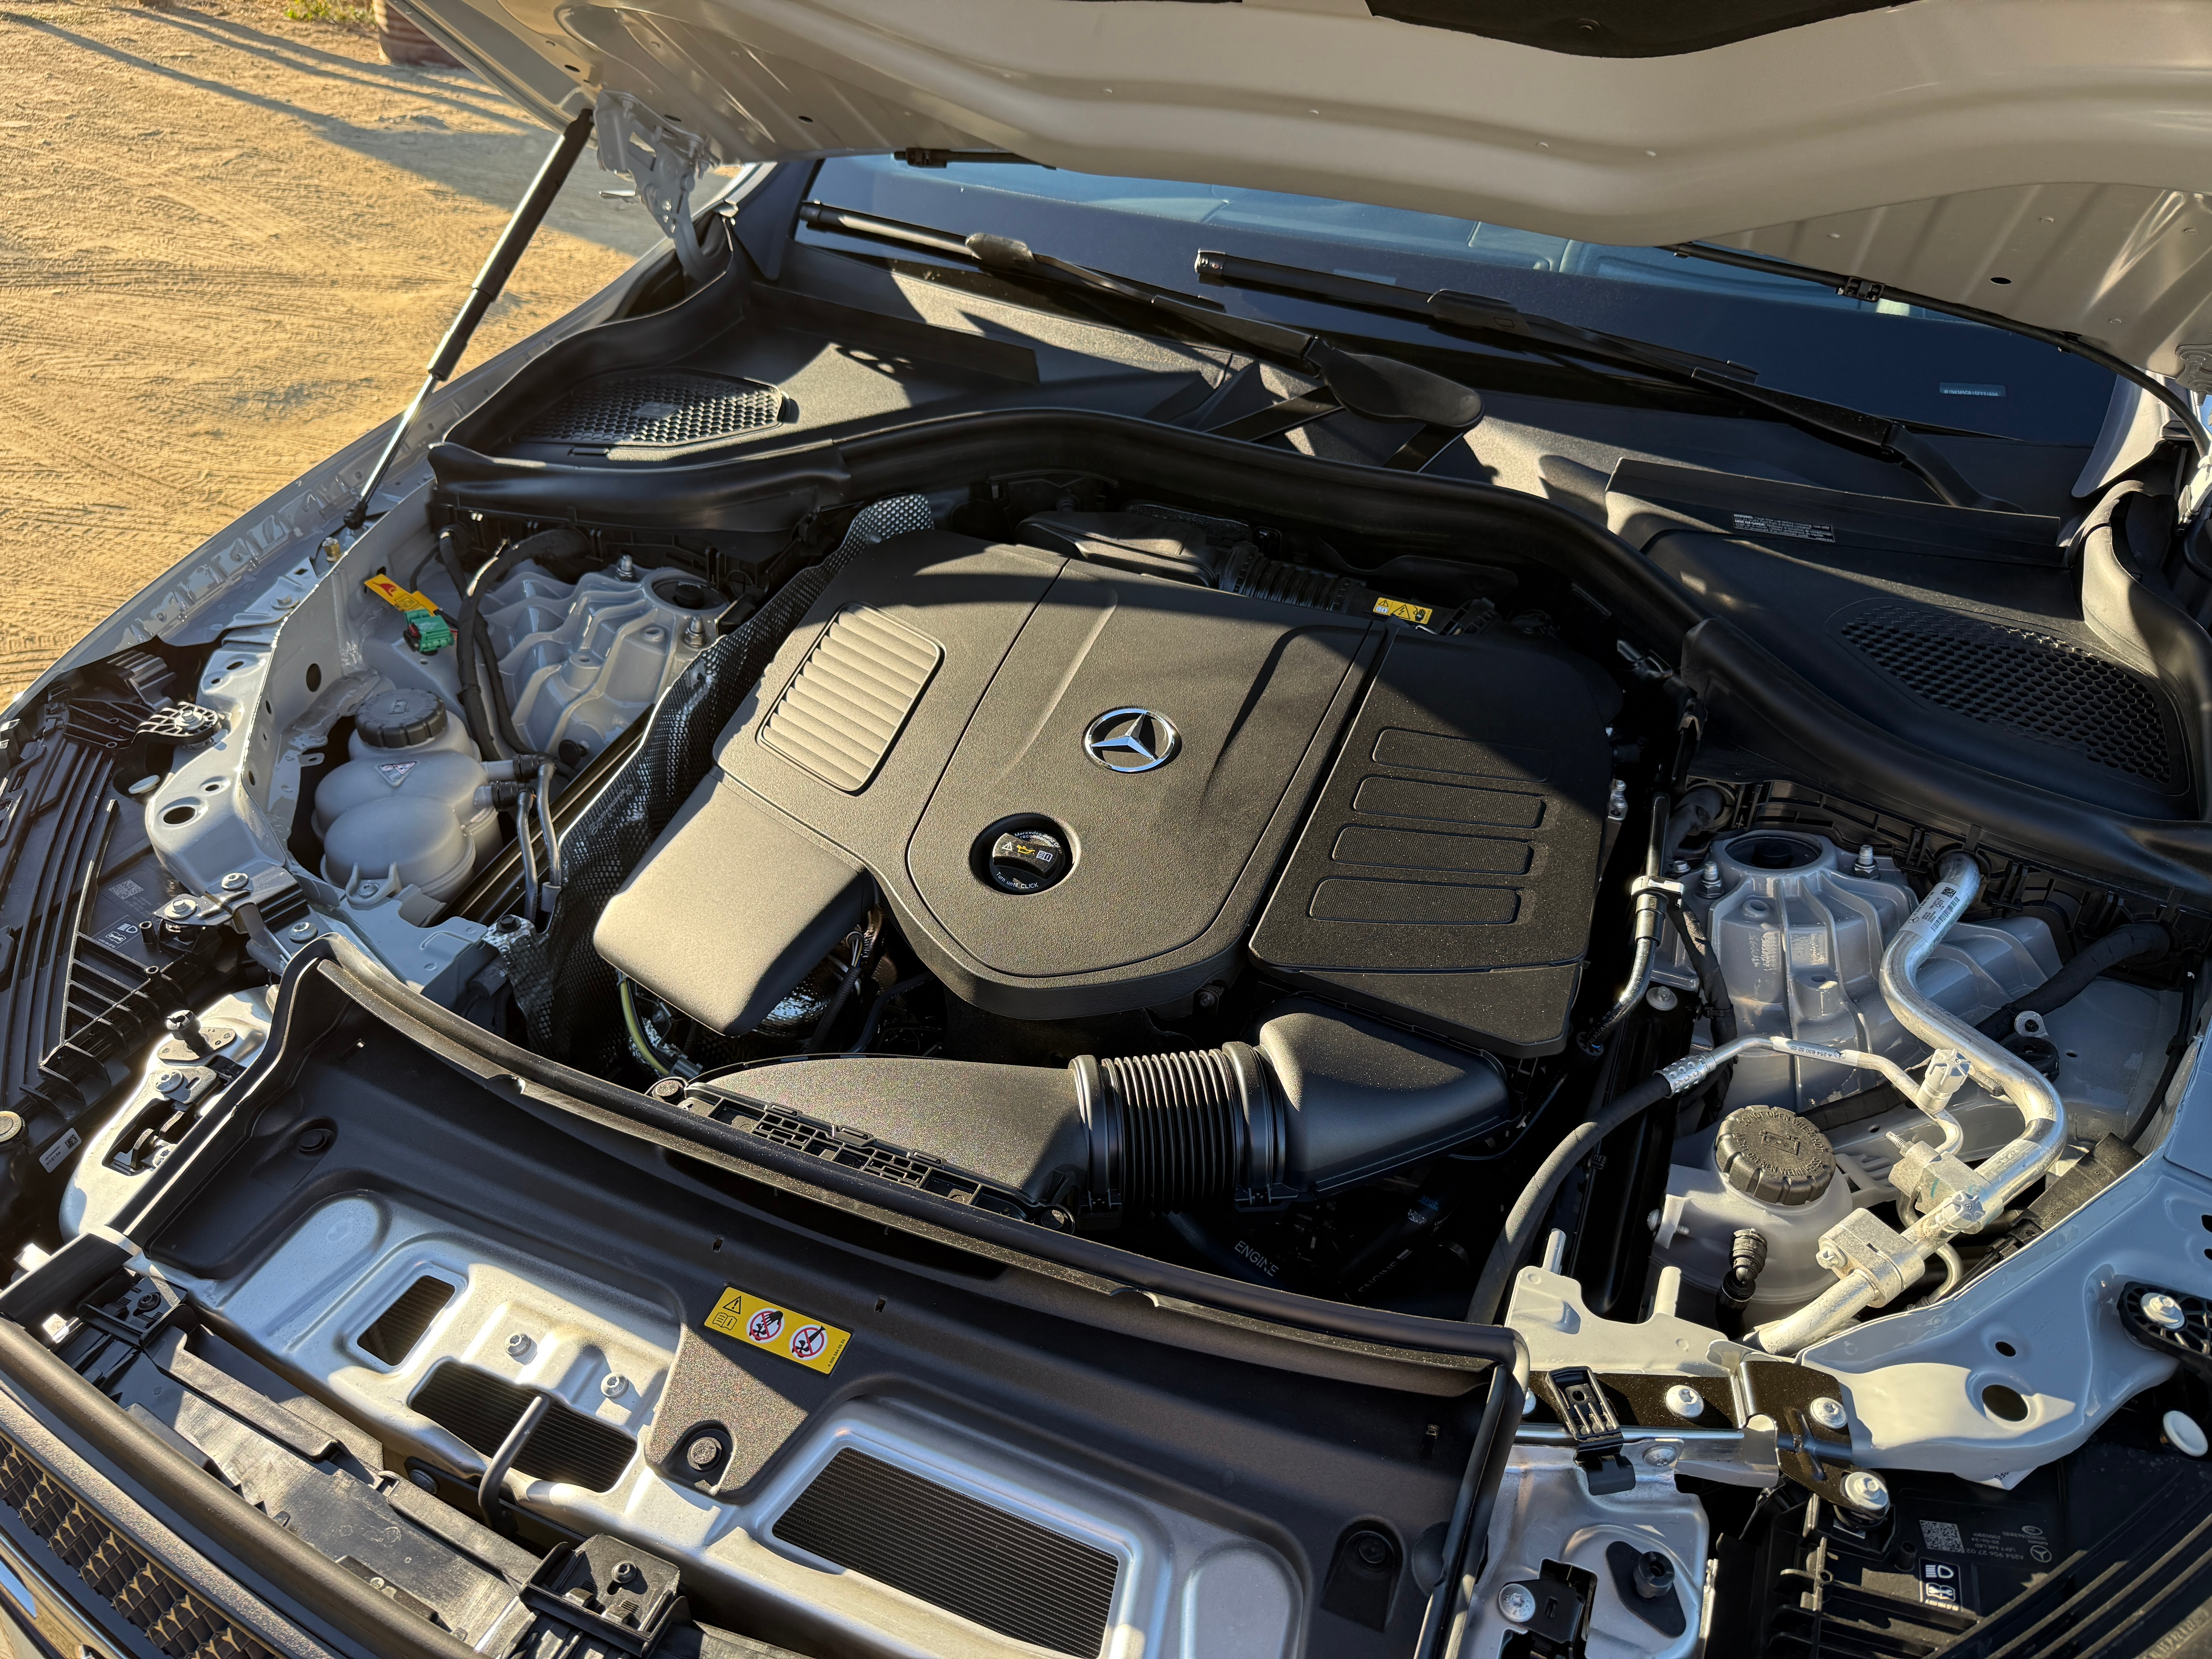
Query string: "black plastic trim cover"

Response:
xmin=0 ymin=1319 xmax=477 ymax=1659
xmin=313 ymin=938 xmax=1521 ymax=1376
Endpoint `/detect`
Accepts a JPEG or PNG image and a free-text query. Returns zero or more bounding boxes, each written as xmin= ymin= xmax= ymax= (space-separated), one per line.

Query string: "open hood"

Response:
xmin=402 ymin=0 xmax=2212 ymax=381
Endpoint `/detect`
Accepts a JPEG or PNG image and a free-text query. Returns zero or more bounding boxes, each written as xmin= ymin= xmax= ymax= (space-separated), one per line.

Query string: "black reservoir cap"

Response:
xmin=1714 ymin=1105 xmax=1837 ymax=1206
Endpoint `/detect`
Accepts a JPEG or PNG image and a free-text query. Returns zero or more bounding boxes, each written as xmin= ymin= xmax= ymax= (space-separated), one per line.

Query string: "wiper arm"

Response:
xmin=1196 ymin=249 xmax=2023 ymax=514
xmin=800 ymin=203 xmax=1487 ymax=434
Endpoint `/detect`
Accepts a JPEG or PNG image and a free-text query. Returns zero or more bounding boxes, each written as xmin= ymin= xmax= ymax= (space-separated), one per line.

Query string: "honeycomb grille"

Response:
xmin=1839 ymin=604 xmax=2179 ymax=785
xmin=521 ymin=373 xmax=782 ymax=450
xmin=0 ymin=1425 xmax=275 ymax=1659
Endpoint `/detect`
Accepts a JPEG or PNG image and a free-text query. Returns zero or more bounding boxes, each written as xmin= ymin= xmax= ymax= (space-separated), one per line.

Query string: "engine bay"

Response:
xmin=3 ymin=267 xmax=2212 ymax=1659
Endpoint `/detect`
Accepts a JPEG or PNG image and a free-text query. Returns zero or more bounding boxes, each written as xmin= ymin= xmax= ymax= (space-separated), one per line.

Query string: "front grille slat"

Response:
xmin=0 ymin=1425 xmax=275 ymax=1659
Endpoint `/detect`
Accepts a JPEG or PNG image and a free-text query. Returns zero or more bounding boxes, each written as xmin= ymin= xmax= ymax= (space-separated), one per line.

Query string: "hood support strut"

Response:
xmin=345 ymin=107 xmax=596 ymax=531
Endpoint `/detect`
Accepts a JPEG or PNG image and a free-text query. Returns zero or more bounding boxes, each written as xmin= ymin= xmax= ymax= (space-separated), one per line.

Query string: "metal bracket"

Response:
xmin=1815 ymin=1206 xmax=1921 ymax=1304
xmin=135 ymin=703 xmax=228 ymax=744
xmin=595 ymin=91 xmax=714 ymax=285
xmin=1739 ymin=1357 xmax=1861 ymax=1507
xmin=1539 ymin=1367 xmax=1635 ymax=1495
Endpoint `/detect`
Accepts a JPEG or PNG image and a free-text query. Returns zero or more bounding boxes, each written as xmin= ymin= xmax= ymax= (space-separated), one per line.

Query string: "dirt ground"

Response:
xmin=0 ymin=0 xmax=668 ymax=700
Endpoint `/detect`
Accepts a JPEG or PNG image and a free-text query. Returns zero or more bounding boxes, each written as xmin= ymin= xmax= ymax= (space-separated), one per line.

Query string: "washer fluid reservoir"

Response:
xmin=311 ymin=689 xmax=497 ymax=900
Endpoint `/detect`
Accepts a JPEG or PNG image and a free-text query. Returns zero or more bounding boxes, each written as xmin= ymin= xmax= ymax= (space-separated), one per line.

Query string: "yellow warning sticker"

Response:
xmin=703 ymin=1287 xmax=851 ymax=1375
xmin=1372 ymin=595 xmax=1434 ymax=625
xmin=364 ymin=572 xmax=435 ymax=613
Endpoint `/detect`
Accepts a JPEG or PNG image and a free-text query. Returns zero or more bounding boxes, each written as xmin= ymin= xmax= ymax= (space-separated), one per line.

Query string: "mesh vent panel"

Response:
xmin=521 ymin=373 xmax=781 ymax=449
xmin=0 ymin=1425 xmax=275 ymax=1659
xmin=1839 ymin=605 xmax=2179 ymax=785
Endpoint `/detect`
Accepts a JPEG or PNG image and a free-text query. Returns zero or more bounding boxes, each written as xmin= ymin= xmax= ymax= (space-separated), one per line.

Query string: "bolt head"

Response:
xmin=647 ymin=1077 xmax=686 ymax=1103
xmin=505 ymin=1333 xmax=533 ymax=1360
xmin=154 ymin=1070 xmax=182 ymax=1093
xmin=684 ymin=1434 xmax=725 ymax=1472
xmin=1664 ymin=1384 xmax=1705 ymax=1420
xmin=0 ymin=1112 xmax=22 ymax=1145
xmin=165 ymin=898 xmax=198 ymax=919
xmin=357 ymin=882 xmax=378 ymax=897
xmin=1497 ymin=1583 xmax=1537 ymax=1625
xmin=220 ymin=872 xmax=250 ymax=891
xmin=2143 ymin=1291 xmax=2188 ymax=1333
xmin=1644 ymin=984 xmax=1679 ymax=1012
xmin=601 ymin=1373 xmax=627 ymax=1399
xmin=288 ymin=920 xmax=316 ymax=941
xmin=1809 ymin=1396 xmax=1850 ymax=1432
xmin=1841 ymin=1469 xmax=1890 ymax=1514
xmin=1642 ymin=1441 xmax=1681 ymax=1467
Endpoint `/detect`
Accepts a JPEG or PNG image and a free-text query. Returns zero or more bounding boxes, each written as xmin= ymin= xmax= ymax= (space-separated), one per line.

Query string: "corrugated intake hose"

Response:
xmin=700 ymin=998 xmax=1511 ymax=1216
xmin=1073 ymin=1046 xmax=1279 ymax=1210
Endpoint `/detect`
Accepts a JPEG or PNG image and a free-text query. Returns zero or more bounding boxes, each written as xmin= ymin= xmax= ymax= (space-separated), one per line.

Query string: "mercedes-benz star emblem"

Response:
xmin=1084 ymin=708 xmax=1180 ymax=773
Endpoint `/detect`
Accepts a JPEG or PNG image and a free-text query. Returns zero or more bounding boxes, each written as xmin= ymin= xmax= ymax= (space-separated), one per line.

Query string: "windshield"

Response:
xmin=801 ymin=157 xmax=2112 ymax=446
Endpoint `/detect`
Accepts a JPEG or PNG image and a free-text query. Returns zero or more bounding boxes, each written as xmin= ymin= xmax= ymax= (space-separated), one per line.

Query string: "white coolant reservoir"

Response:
xmin=311 ymin=689 xmax=497 ymax=900
xmin=1649 ymin=1106 xmax=1854 ymax=1324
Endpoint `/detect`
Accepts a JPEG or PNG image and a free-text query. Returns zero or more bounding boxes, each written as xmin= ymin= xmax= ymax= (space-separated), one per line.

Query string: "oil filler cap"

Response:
xmin=1714 ymin=1106 xmax=1836 ymax=1206
xmin=986 ymin=827 xmax=1068 ymax=894
xmin=356 ymin=688 xmax=449 ymax=750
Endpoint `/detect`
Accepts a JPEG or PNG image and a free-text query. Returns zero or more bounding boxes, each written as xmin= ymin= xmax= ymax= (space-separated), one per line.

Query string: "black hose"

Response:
xmin=804 ymin=953 xmax=871 ymax=1054
xmin=843 ymin=972 xmax=931 ymax=1056
xmin=1581 ymin=796 xmax=1670 ymax=1053
xmin=477 ymin=1392 xmax=548 ymax=1532
xmin=1415 ymin=1358 xmax=1525 ymax=1659
xmin=1975 ymin=920 xmax=2171 ymax=1037
xmin=1465 ymin=1070 xmax=1675 ymax=1325
xmin=455 ymin=528 xmax=587 ymax=760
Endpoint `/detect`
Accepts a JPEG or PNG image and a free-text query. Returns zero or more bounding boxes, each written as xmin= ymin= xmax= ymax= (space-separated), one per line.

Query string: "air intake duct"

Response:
xmin=690 ymin=999 xmax=1510 ymax=1216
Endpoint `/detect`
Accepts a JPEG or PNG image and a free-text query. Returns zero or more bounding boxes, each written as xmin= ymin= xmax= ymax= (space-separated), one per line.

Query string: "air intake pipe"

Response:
xmin=699 ymin=999 xmax=1510 ymax=1215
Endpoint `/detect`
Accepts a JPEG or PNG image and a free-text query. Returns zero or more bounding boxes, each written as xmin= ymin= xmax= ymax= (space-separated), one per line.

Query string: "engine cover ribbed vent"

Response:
xmin=759 ymin=606 xmax=942 ymax=792
xmin=1839 ymin=605 xmax=2178 ymax=785
xmin=773 ymin=1448 xmax=1118 ymax=1657
xmin=520 ymin=372 xmax=781 ymax=450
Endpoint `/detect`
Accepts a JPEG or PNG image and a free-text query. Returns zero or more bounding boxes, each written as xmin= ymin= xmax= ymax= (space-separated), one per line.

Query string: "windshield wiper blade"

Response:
xmin=1198 ymin=250 xmax=1759 ymax=384
xmin=1195 ymin=249 xmax=2025 ymax=513
xmin=1666 ymin=239 xmax=2209 ymax=458
xmin=800 ymin=202 xmax=1488 ymax=434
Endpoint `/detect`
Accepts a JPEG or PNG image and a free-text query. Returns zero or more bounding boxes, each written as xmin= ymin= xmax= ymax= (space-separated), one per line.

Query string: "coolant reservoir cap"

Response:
xmin=1714 ymin=1105 xmax=1837 ymax=1206
xmin=356 ymin=688 xmax=448 ymax=749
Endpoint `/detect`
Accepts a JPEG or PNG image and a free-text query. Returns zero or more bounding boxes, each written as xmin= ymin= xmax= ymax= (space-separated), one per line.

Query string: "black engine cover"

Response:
xmin=596 ymin=530 xmax=1612 ymax=1053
